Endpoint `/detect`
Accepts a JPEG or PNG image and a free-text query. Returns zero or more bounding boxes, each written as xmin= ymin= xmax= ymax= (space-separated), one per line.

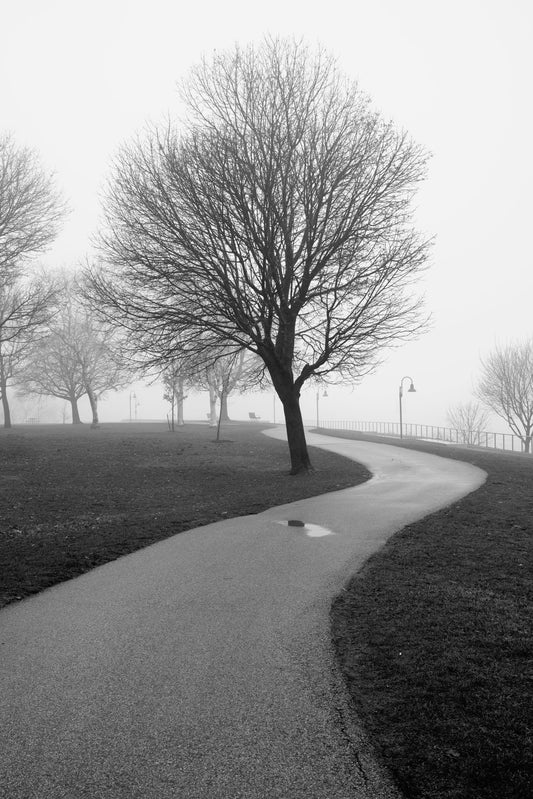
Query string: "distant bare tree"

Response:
xmin=200 ymin=349 xmax=263 ymax=427
xmin=161 ymin=358 xmax=188 ymax=430
xmin=0 ymin=134 xmax=64 ymax=273
xmin=207 ymin=350 xmax=247 ymax=441
xmin=75 ymin=313 xmax=131 ymax=426
xmin=0 ymin=274 xmax=58 ymax=427
xmin=19 ymin=294 xmax=130 ymax=425
xmin=446 ymin=401 xmax=490 ymax=446
xmin=476 ymin=340 xmax=533 ymax=453
xmin=18 ymin=301 xmax=86 ymax=423
xmin=87 ymin=38 xmax=430 ymax=472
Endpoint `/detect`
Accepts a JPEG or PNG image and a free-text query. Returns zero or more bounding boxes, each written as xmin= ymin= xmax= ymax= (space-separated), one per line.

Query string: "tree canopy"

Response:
xmin=0 ymin=134 xmax=64 ymax=274
xmin=19 ymin=289 xmax=130 ymax=425
xmin=477 ymin=339 xmax=533 ymax=453
xmin=0 ymin=273 xmax=58 ymax=427
xmin=88 ymin=38 xmax=431 ymax=471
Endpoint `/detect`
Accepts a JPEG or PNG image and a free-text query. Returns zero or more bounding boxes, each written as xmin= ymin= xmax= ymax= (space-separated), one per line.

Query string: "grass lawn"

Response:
xmin=0 ymin=421 xmax=370 ymax=609
xmin=323 ymin=429 xmax=532 ymax=799
xmin=2 ymin=422 xmax=531 ymax=799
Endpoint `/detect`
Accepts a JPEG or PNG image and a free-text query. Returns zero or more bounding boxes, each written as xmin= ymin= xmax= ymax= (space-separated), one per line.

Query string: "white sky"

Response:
xmin=2 ymin=0 xmax=532 ymax=430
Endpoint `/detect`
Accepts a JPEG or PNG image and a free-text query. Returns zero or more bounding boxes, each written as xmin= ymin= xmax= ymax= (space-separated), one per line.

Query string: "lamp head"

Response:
xmin=408 ymin=382 xmax=416 ymax=393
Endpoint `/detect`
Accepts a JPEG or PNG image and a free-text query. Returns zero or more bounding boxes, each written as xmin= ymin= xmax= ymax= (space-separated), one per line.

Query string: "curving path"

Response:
xmin=0 ymin=430 xmax=486 ymax=799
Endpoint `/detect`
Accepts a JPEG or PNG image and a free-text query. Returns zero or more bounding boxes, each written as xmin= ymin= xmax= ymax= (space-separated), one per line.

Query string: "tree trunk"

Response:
xmin=1 ymin=387 xmax=12 ymax=428
xmin=177 ymin=398 xmax=184 ymax=426
xmin=70 ymin=395 xmax=82 ymax=424
xmin=219 ymin=391 xmax=231 ymax=422
xmin=265 ymin=357 xmax=313 ymax=474
xmin=0 ymin=356 xmax=11 ymax=428
xmin=208 ymin=385 xmax=217 ymax=427
xmin=216 ymin=389 xmax=226 ymax=442
xmin=177 ymin=378 xmax=185 ymax=426
xmin=86 ymin=386 xmax=99 ymax=427
xmin=282 ymin=391 xmax=312 ymax=473
xmin=170 ymin=388 xmax=175 ymax=431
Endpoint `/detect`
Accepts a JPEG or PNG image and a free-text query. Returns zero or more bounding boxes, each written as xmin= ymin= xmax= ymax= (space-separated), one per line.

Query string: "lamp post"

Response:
xmin=399 ymin=376 xmax=416 ymax=439
xmin=316 ymin=389 xmax=328 ymax=428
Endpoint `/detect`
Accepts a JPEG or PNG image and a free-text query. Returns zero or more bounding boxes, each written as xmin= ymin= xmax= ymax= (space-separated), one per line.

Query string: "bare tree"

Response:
xmin=0 ymin=133 xmax=64 ymax=426
xmin=88 ymin=38 xmax=430 ymax=472
xmin=19 ymin=294 xmax=130 ymax=425
xmin=208 ymin=350 xmax=249 ymax=441
xmin=161 ymin=358 xmax=188 ymax=431
xmin=74 ymin=313 xmax=131 ymax=426
xmin=477 ymin=340 xmax=533 ymax=453
xmin=205 ymin=355 xmax=243 ymax=426
xmin=18 ymin=305 xmax=86 ymax=423
xmin=0 ymin=274 xmax=58 ymax=427
xmin=0 ymin=134 xmax=64 ymax=274
xmin=446 ymin=401 xmax=490 ymax=446
xmin=199 ymin=349 xmax=262 ymax=425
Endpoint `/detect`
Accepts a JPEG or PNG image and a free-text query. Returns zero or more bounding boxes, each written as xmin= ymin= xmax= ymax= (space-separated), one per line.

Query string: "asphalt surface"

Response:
xmin=0 ymin=429 xmax=486 ymax=798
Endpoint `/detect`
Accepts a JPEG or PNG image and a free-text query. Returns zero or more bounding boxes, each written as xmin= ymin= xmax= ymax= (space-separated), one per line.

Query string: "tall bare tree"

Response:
xmin=88 ymin=38 xmax=430 ymax=472
xmin=18 ymin=301 xmax=85 ymax=423
xmin=76 ymin=314 xmax=131 ymax=426
xmin=19 ymin=295 xmax=130 ymax=425
xmin=0 ymin=134 xmax=64 ymax=274
xmin=0 ymin=274 xmax=58 ymax=427
xmin=446 ymin=401 xmax=490 ymax=446
xmin=477 ymin=340 xmax=533 ymax=453
xmin=0 ymin=133 xmax=64 ymax=426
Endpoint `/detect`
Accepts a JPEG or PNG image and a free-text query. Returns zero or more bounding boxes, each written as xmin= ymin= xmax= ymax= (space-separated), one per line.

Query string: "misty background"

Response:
xmin=2 ymin=0 xmax=531 ymax=429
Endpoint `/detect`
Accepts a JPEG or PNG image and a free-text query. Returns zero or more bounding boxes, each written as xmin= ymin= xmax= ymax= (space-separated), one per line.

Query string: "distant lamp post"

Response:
xmin=399 ymin=376 xmax=416 ymax=439
xmin=316 ymin=389 xmax=328 ymax=428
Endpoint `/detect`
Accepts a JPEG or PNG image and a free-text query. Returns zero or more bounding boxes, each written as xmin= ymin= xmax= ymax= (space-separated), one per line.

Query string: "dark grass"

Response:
xmin=2 ymin=422 xmax=531 ymax=798
xmin=323 ymin=429 xmax=533 ymax=799
xmin=0 ymin=422 xmax=370 ymax=609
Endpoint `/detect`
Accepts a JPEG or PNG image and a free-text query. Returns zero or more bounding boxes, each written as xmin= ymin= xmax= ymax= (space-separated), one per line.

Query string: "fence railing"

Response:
xmin=318 ymin=419 xmax=531 ymax=454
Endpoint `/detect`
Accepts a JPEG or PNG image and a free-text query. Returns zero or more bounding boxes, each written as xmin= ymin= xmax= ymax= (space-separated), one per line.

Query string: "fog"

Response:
xmin=2 ymin=0 xmax=531 ymax=431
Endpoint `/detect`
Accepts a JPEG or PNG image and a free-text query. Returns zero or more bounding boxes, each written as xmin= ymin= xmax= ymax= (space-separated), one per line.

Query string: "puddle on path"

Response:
xmin=277 ymin=520 xmax=335 ymax=537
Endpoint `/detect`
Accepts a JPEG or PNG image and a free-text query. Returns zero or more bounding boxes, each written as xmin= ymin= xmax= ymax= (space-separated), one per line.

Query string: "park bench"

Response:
xmin=248 ymin=412 xmax=261 ymax=420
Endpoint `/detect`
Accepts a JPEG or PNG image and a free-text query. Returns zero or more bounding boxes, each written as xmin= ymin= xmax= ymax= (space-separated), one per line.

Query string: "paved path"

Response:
xmin=0 ymin=430 xmax=486 ymax=799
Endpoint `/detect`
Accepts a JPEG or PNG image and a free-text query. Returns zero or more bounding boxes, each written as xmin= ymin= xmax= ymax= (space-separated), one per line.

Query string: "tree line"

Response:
xmin=0 ymin=263 xmax=260 ymax=430
xmin=0 ymin=271 xmax=129 ymax=427
xmin=1 ymin=38 xmax=532 ymax=464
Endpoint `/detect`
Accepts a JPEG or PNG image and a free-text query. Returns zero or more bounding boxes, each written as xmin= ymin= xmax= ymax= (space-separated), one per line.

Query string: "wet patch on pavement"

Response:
xmin=278 ymin=520 xmax=335 ymax=537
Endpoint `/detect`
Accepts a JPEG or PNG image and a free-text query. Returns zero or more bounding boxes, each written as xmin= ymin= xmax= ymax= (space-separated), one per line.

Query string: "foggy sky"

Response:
xmin=2 ymin=0 xmax=531 ymax=431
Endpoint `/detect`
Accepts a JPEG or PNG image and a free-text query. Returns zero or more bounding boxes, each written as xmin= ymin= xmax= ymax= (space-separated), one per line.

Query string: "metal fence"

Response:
xmin=318 ymin=419 xmax=531 ymax=454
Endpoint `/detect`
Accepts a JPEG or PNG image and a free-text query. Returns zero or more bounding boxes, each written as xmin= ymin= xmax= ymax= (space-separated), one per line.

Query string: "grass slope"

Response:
xmin=324 ymin=430 xmax=532 ymax=799
xmin=0 ymin=422 xmax=370 ymax=609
